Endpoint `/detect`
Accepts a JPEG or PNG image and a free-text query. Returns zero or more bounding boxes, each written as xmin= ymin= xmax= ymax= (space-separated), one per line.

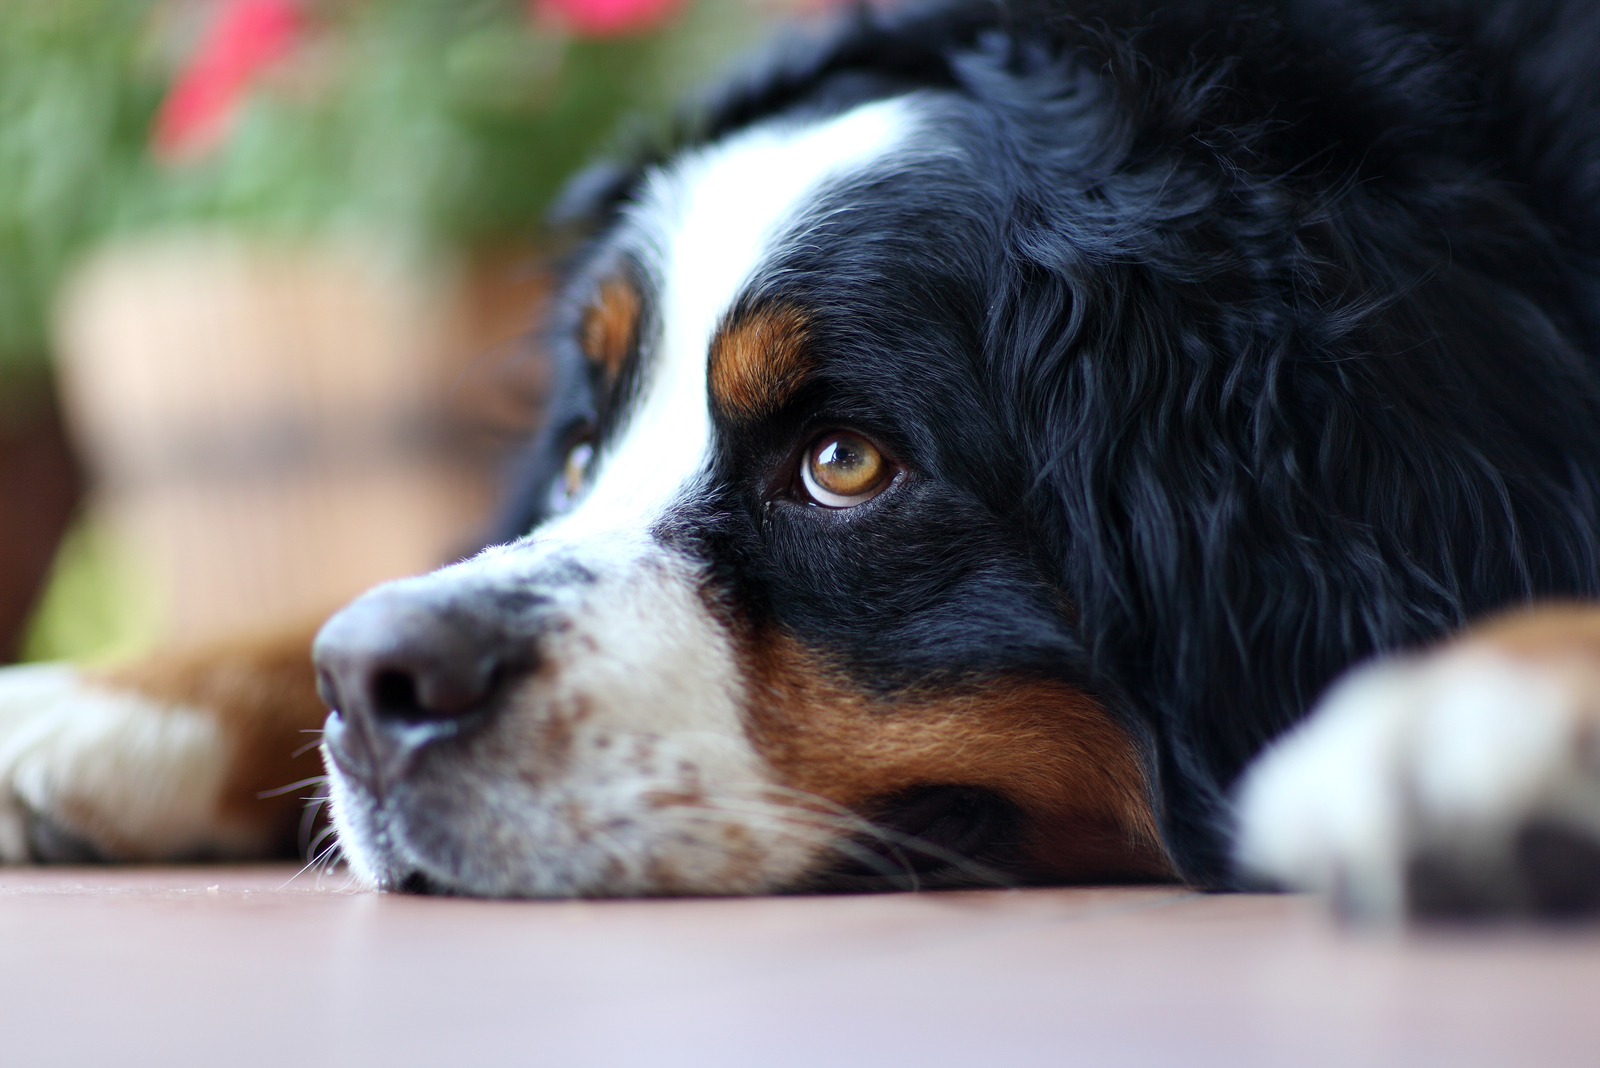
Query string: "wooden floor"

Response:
xmin=2 ymin=866 xmax=1597 ymax=1066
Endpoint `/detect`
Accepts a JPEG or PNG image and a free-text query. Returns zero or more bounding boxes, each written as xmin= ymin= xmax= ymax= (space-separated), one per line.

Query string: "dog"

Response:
xmin=5 ymin=0 xmax=1600 ymax=918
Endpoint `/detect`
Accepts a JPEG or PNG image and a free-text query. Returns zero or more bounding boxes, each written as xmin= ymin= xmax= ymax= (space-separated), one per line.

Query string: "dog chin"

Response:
xmin=323 ymin=742 xmax=825 ymax=899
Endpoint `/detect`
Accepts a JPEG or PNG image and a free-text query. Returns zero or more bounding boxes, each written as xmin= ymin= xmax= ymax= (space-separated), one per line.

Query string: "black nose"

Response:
xmin=313 ymin=583 xmax=535 ymax=794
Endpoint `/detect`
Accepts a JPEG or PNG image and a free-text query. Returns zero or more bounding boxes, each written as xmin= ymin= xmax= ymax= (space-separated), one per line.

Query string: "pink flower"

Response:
xmin=533 ymin=0 xmax=687 ymax=38
xmin=152 ymin=0 xmax=303 ymax=162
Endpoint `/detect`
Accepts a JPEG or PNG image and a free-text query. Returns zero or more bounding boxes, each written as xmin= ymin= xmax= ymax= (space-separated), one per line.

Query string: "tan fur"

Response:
xmin=91 ymin=620 xmax=330 ymax=854
xmin=1424 ymin=603 xmax=1600 ymax=729
xmin=1469 ymin=602 xmax=1600 ymax=658
xmin=739 ymin=629 xmax=1171 ymax=881
xmin=709 ymin=305 xmax=812 ymax=423
xmin=1458 ymin=602 xmax=1600 ymax=733
xmin=579 ymin=277 xmax=640 ymax=381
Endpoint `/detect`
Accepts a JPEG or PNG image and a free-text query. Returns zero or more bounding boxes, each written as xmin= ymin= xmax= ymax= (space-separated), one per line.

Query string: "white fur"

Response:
xmin=1235 ymin=646 xmax=1600 ymax=919
xmin=0 ymin=663 xmax=266 ymax=862
xmin=1233 ymin=658 xmax=1420 ymax=917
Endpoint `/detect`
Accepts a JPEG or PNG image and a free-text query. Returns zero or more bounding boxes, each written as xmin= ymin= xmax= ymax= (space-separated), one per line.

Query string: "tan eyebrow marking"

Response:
xmin=579 ymin=276 xmax=641 ymax=381
xmin=708 ymin=304 xmax=812 ymax=422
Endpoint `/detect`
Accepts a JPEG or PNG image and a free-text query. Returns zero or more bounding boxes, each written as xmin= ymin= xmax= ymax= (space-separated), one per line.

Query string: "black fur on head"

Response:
xmin=502 ymin=0 xmax=1600 ymax=885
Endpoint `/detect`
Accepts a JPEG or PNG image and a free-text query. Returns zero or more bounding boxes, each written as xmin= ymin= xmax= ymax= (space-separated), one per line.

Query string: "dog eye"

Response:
xmin=800 ymin=431 xmax=890 ymax=508
xmin=549 ymin=441 xmax=595 ymax=512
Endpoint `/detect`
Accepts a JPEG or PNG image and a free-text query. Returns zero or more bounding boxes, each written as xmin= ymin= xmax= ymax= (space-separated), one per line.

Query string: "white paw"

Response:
xmin=1234 ymin=643 xmax=1600 ymax=919
xmin=0 ymin=663 xmax=260 ymax=862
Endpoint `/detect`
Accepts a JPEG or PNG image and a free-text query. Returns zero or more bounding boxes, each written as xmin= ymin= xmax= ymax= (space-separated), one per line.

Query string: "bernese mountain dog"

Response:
xmin=5 ymin=0 xmax=1600 ymax=919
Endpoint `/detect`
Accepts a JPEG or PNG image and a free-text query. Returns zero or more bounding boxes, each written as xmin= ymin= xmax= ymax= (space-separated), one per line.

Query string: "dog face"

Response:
xmin=313 ymin=89 xmax=1165 ymax=896
xmin=297 ymin=0 xmax=1600 ymax=901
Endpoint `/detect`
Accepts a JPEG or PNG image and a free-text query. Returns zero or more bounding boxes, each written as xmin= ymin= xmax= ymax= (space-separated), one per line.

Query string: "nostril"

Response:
xmin=368 ymin=658 xmax=507 ymax=723
xmin=373 ymin=670 xmax=424 ymax=720
xmin=314 ymin=583 xmax=537 ymax=733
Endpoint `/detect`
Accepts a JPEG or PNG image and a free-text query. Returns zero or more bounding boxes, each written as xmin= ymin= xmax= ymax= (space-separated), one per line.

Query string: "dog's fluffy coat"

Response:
xmin=6 ymin=0 xmax=1600 ymax=912
xmin=518 ymin=0 xmax=1600 ymax=886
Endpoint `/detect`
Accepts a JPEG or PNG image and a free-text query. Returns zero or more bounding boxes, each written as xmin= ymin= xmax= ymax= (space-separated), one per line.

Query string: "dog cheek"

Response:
xmin=526 ymin=585 xmax=827 ymax=890
xmin=736 ymin=630 xmax=1171 ymax=881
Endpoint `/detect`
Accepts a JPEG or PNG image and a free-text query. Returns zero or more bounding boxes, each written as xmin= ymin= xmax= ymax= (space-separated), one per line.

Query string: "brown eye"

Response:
xmin=800 ymin=431 xmax=890 ymax=508
xmin=564 ymin=442 xmax=594 ymax=497
xmin=549 ymin=441 xmax=595 ymax=512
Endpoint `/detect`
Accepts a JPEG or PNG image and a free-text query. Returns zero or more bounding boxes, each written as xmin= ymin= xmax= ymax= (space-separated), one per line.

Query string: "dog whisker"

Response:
xmin=662 ymin=802 xmax=918 ymax=885
xmin=277 ymin=818 xmax=343 ymax=891
xmin=667 ymin=789 xmax=1010 ymax=890
xmin=256 ymin=775 xmax=329 ymax=800
xmin=296 ymin=795 xmax=329 ymax=860
xmin=721 ymin=784 xmax=1015 ymax=887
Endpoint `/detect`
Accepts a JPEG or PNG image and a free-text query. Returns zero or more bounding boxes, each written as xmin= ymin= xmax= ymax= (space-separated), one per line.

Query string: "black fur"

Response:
xmin=505 ymin=0 xmax=1600 ymax=886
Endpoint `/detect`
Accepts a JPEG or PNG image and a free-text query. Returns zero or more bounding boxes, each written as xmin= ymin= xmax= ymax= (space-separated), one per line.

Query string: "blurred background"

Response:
xmin=0 ymin=0 xmax=811 ymax=666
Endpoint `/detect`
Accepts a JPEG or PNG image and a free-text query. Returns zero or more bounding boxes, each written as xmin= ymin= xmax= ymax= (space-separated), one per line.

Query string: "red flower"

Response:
xmin=152 ymin=0 xmax=303 ymax=162
xmin=534 ymin=0 xmax=688 ymax=38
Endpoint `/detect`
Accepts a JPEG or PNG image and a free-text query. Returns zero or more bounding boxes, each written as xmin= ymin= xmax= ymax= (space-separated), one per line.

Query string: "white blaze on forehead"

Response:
xmin=548 ymin=96 xmax=921 ymax=542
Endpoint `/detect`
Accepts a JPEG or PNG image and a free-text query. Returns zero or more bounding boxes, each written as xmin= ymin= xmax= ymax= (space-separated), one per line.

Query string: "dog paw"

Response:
xmin=1235 ymin=613 xmax=1600 ymax=920
xmin=0 ymin=663 xmax=250 ymax=862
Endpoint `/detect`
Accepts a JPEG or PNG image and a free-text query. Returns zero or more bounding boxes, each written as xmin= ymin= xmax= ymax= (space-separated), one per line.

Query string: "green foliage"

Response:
xmin=0 ymin=0 xmax=164 ymax=370
xmin=0 ymin=0 xmax=765 ymax=371
xmin=20 ymin=514 xmax=160 ymax=666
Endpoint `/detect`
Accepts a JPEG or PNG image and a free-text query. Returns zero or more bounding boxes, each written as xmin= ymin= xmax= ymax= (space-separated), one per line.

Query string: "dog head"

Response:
xmin=313 ymin=0 xmax=1600 ymax=896
xmin=311 ymin=11 xmax=1171 ymax=896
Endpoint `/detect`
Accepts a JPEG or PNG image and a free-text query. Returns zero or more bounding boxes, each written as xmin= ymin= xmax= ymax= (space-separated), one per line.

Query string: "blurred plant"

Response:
xmin=20 ymin=518 xmax=160 ymax=665
xmin=537 ymin=0 xmax=691 ymax=37
xmin=0 ymin=0 xmax=161 ymax=373
xmin=0 ymin=0 xmax=769 ymax=374
xmin=152 ymin=0 xmax=305 ymax=160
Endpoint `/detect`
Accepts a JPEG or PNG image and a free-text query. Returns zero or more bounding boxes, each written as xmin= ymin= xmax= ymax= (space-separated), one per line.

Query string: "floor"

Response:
xmin=2 ymin=866 xmax=1597 ymax=1067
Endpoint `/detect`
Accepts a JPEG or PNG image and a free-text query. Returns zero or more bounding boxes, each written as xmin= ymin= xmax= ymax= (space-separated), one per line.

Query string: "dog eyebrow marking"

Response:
xmin=579 ymin=275 xmax=640 ymax=381
xmin=551 ymin=97 xmax=920 ymax=541
xmin=708 ymin=304 xmax=811 ymax=422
